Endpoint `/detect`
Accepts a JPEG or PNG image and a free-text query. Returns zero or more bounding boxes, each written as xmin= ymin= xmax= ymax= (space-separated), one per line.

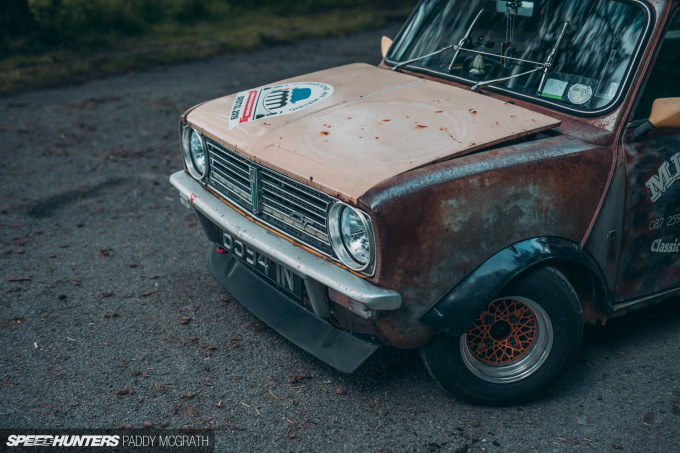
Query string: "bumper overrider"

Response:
xmin=170 ymin=171 xmax=402 ymax=372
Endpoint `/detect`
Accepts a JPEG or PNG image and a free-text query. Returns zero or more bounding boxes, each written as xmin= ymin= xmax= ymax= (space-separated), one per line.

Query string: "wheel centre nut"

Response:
xmin=490 ymin=320 xmax=512 ymax=341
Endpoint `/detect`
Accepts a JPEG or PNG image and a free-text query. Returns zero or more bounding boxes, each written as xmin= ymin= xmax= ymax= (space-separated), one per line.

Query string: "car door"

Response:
xmin=616 ymin=10 xmax=680 ymax=302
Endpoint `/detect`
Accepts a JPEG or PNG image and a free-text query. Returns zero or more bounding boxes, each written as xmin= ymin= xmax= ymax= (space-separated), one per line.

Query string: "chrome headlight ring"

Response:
xmin=329 ymin=202 xmax=375 ymax=273
xmin=181 ymin=124 xmax=209 ymax=181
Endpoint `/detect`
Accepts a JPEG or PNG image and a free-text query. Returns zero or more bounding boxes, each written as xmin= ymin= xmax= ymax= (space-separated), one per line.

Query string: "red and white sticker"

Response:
xmin=229 ymin=82 xmax=333 ymax=129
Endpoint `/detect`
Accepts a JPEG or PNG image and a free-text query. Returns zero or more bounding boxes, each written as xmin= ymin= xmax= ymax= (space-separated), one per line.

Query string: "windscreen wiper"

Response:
xmin=470 ymin=21 xmax=569 ymax=93
xmin=393 ymin=18 xmax=571 ymax=97
xmin=392 ymin=44 xmax=456 ymax=72
xmin=537 ymin=22 xmax=569 ymax=94
xmin=392 ymin=8 xmax=486 ymax=73
xmin=447 ymin=9 xmax=485 ymax=73
xmin=470 ymin=64 xmax=547 ymax=92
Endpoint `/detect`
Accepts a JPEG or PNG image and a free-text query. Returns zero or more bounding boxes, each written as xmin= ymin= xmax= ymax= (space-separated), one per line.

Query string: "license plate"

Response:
xmin=222 ymin=232 xmax=303 ymax=299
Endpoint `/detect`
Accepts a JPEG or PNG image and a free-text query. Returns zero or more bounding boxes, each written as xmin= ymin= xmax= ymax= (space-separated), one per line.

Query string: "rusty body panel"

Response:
xmin=617 ymin=130 xmax=680 ymax=300
xmin=185 ymin=64 xmax=560 ymax=204
xmin=360 ymin=135 xmax=613 ymax=347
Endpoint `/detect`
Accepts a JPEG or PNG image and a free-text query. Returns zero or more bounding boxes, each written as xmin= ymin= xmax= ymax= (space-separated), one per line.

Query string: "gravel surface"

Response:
xmin=1 ymin=23 xmax=680 ymax=453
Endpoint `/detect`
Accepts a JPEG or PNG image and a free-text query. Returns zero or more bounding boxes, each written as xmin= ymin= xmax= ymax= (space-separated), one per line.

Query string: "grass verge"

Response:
xmin=0 ymin=6 xmax=411 ymax=96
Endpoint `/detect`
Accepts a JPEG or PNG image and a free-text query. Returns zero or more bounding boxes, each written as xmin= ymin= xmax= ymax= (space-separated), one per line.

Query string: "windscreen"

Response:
xmin=387 ymin=0 xmax=650 ymax=114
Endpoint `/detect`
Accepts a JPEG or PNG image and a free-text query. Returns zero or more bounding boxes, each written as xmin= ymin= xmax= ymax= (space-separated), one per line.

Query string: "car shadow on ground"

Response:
xmin=583 ymin=295 xmax=680 ymax=344
xmin=342 ymin=295 xmax=680 ymax=405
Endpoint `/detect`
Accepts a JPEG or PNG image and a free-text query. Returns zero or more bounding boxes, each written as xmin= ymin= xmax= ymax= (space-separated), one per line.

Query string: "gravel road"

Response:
xmin=1 ymin=23 xmax=680 ymax=453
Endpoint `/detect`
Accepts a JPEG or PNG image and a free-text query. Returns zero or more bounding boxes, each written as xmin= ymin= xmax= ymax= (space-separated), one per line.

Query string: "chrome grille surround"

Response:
xmin=206 ymin=139 xmax=336 ymax=258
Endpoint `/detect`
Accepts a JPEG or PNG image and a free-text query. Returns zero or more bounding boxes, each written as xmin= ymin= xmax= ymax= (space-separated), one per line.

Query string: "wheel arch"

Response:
xmin=419 ymin=236 xmax=612 ymax=337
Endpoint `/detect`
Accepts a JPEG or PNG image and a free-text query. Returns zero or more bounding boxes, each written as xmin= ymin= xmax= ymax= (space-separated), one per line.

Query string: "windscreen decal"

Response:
xmin=229 ymin=82 xmax=333 ymax=129
xmin=539 ymin=78 xmax=568 ymax=100
xmin=567 ymin=84 xmax=593 ymax=105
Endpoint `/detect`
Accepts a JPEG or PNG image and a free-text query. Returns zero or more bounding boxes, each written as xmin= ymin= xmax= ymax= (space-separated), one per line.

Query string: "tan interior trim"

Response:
xmin=381 ymin=36 xmax=393 ymax=59
xmin=649 ymin=97 xmax=680 ymax=128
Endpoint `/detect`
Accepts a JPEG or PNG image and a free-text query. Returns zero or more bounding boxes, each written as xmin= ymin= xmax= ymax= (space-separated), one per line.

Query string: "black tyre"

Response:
xmin=420 ymin=266 xmax=583 ymax=405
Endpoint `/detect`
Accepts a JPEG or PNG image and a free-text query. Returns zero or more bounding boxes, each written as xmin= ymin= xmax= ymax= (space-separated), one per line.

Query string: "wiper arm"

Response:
xmin=537 ymin=21 xmax=569 ymax=94
xmin=447 ymin=8 xmax=485 ymax=73
xmin=392 ymin=8 xmax=484 ymax=73
xmin=471 ymin=65 xmax=547 ymax=92
xmin=392 ymin=44 xmax=456 ymax=72
xmin=393 ymin=18 xmax=571 ymax=97
xmin=470 ymin=21 xmax=569 ymax=94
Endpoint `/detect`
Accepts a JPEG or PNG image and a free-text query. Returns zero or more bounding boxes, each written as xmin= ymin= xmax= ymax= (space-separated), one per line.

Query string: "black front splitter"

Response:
xmin=208 ymin=245 xmax=381 ymax=373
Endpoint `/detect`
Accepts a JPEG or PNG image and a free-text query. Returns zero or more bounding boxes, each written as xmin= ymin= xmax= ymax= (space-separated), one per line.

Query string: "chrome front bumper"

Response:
xmin=169 ymin=171 xmax=402 ymax=314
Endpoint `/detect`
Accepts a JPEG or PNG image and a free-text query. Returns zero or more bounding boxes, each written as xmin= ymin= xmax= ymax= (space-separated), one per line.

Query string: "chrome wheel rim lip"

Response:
xmin=460 ymin=297 xmax=554 ymax=384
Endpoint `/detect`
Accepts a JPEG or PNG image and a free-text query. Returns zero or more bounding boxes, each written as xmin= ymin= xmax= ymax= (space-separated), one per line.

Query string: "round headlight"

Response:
xmin=181 ymin=125 xmax=209 ymax=180
xmin=340 ymin=208 xmax=370 ymax=264
xmin=329 ymin=203 xmax=374 ymax=272
xmin=190 ymin=131 xmax=206 ymax=173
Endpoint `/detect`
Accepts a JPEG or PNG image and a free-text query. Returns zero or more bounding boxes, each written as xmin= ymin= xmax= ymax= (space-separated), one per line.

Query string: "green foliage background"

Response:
xmin=1 ymin=0 xmax=415 ymax=94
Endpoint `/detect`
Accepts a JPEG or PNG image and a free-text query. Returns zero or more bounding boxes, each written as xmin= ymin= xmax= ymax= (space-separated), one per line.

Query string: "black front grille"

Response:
xmin=206 ymin=139 xmax=335 ymax=256
xmin=207 ymin=142 xmax=251 ymax=211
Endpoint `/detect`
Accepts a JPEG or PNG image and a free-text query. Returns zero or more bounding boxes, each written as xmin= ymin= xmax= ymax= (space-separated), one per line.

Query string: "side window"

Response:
xmin=634 ymin=11 xmax=680 ymax=120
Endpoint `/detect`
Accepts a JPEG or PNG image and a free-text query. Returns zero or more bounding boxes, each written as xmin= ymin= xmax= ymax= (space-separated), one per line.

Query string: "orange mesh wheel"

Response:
xmin=465 ymin=298 xmax=539 ymax=365
xmin=460 ymin=296 xmax=554 ymax=384
xmin=421 ymin=266 xmax=583 ymax=404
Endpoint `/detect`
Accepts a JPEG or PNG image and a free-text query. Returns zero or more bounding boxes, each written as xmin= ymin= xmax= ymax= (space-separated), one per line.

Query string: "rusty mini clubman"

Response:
xmin=170 ymin=0 xmax=680 ymax=404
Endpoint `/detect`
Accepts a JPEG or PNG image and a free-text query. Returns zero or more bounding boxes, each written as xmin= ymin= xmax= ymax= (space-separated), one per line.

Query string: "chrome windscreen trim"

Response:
xmin=170 ymin=171 xmax=401 ymax=310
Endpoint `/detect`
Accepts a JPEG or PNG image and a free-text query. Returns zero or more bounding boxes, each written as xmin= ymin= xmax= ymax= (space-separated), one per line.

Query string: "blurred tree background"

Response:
xmin=0 ymin=0 xmax=415 ymax=94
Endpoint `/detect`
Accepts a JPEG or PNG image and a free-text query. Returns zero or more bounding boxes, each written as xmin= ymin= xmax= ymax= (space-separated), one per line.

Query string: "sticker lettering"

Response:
xmin=651 ymin=238 xmax=680 ymax=253
xmin=646 ymin=152 xmax=680 ymax=202
xmin=229 ymin=82 xmax=333 ymax=129
xmin=649 ymin=214 xmax=680 ymax=231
